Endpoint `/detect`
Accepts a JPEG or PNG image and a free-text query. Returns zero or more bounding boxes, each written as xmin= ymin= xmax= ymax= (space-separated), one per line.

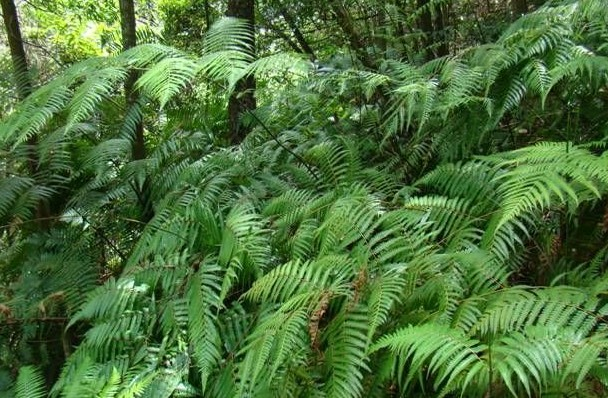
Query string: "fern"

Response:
xmin=13 ymin=366 xmax=46 ymax=398
xmin=2 ymin=1 xmax=608 ymax=397
xmin=374 ymin=324 xmax=488 ymax=393
xmin=187 ymin=266 xmax=222 ymax=393
xmin=324 ymin=306 xmax=370 ymax=398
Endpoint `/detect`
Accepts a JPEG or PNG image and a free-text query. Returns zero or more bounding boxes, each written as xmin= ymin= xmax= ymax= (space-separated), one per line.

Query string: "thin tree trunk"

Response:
xmin=1 ymin=0 xmax=51 ymax=227
xmin=280 ymin=8 xmax=315 ymax=60
xmin=226 ymin=0 xmax=256 ymax=144
xmin=331 ymin=2 xmax=375 ymax=69
xmin=259 ymin=10 xmax=311 ymax=57
xmin=119 ymin=0 xmax=145 ymax=161
xmin=119 ymin=0 xmax=153 ymax=221
xmin=274 ymin=26 xmax=308 ymax=54
xmin=204 ymin=0 xmax=211 ymax=31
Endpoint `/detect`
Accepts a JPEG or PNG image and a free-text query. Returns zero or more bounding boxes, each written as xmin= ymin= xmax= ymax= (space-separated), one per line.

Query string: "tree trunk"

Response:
xmin=119 ymin=0 xmax=153 ymax=221
xmin=1 ymin=0 xmax=51 ymax=227
xmin=1 ymin=0 xmax=31 ymax=100
xmin=119 ymin=0 xmax=145 ymax=162
xmin=226 ymin=0 xmax=256 ymax=144
xmin=204 ymin=0 xmax=211 ymax=31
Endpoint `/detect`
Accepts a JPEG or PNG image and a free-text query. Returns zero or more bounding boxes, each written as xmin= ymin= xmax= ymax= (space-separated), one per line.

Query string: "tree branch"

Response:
xmin=248 ymin=111 xmax=320 ymax=182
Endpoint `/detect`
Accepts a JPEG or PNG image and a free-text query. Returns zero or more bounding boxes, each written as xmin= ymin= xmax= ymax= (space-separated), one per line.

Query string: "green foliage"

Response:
xmin=14 ymin=366 xmax=46 ymax=398
xmin=1 ymin=0 xmax=608 ymax=397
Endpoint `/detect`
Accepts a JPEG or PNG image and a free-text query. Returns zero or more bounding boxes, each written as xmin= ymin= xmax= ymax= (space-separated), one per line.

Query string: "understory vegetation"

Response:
xmin=1 ymin=0 xmax=608 ymax=396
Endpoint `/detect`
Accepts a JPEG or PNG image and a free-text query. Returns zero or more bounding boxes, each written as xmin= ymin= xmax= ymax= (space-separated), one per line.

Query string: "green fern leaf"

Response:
xmin=14 ymin=366 xmax=46 ymax=398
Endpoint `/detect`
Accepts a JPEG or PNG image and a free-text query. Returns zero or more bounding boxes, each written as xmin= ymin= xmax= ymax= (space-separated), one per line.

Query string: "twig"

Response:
xmin=22 ymin=39 xmax=65 ymax=67
xmin=73 ymin=209 xmax=128 ymax=262
xmin=248 ymin=111 xmax=320 ymax=182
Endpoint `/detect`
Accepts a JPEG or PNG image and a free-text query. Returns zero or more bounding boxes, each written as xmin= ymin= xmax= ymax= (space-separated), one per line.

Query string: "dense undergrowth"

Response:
xmin=2 ymin=0 xmax=608 ymax=396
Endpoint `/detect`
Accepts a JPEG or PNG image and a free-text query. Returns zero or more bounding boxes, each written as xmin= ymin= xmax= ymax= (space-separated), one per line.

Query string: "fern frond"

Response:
xmin=203 ymin=17 xmax=255 ymax=56
xmin=137 ymin=57 xmax=199 ymax=108
xmin=401 ymin=196 xmax=481 ymax=249
xmin=236 ymin=301 xmax=310 ymax=395
xmin=491 ymin=329 xmax=562 ymax=396
xmin=470 ymin=287 xmax=601 ymax=338
xmin=68 ymin=278 xmax=149 ymax=327
xmin=245 ymin=255 xmax=354 ymax=304
xmin=481 ymin=142 xmax=608 ymax=253
xmin=14 ymin=366 xmax=46 ymax=398
xmin=66 ymin=66 xmax=128 ymax=129
xmin=0 ymin=176 xmax=54 ymax=222
xmin=324 ymin=306 xmax=370 ymax=398
xmin=522 ymin=59 xmax=552 ymax=108
xmin=373 ymin=323 xmax=488 ymax=392
xmin=188 ymin=264 xmax=222 ymax=393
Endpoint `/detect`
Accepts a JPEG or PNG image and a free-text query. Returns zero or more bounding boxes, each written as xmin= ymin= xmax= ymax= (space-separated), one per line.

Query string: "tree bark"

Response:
xmin=119 ymin=0 xmax=153 ymax=221
xmin=226 ymin=0 xmax=256 ymax=144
